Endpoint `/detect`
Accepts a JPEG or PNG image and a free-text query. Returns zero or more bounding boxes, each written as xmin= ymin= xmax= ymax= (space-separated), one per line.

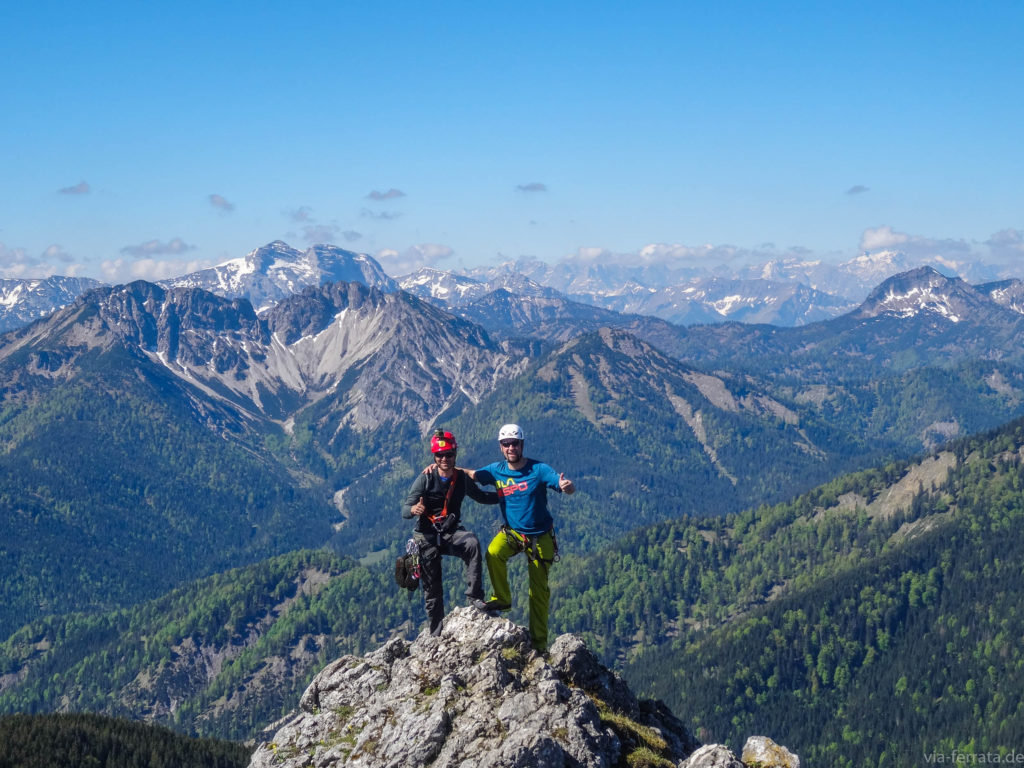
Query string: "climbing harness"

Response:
xmin=502 ymin=525 xmax=560 ymax=565
xmin=427 ymin=469 xmax=460 ymax=546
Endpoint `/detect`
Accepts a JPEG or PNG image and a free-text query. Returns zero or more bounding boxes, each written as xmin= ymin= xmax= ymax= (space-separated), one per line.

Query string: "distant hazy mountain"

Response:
xmin=0 ymin=241 xmax=1012 ymax=336
xmin=454 ymin=287 xmax=687 ymax=346
xmin=0 ymin=276 xmax=102 ymax=333
xmin=973 ymin=277 xmax=1024 ymax=314
xmin=398 ymin=267 xmax=561 ymax=309
xmin=163 ymin=240 xmax=397 ymax=311
xmin=452 ymin=249 xmax=1012 ymax=327
xmin=397 ymin=267 xmax=488 ymax=306
xmin=851 ymin=266 xmax=1005 ymax=322
xmin=569 ymin=277 xmax=855 ymax=326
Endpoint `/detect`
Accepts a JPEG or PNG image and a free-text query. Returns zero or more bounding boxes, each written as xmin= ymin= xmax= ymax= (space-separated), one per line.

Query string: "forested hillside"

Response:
xmin=0 ymin=712 xmax=249 ymax=768
xmin=0 ymin=348 xmax=337 ymax=638
xmin=7 ymin=274 xmax=1024 ymax=647
xmin=618 ymin=420 xmax=1024 ymax=767
xmin=7 ymin=417 xmax=1024 ymax=760
xmin=6 ymin=272 xmax=1024 ymax=763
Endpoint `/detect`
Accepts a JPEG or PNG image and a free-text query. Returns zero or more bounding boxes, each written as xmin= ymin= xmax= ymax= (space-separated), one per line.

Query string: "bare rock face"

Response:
xmin=248 ymin=607 xmax=698 ymax=768
xmin=248 ymin=607 xmax=799 ymax=768
xmin=741 ymin=736 xmax=800 ymax=768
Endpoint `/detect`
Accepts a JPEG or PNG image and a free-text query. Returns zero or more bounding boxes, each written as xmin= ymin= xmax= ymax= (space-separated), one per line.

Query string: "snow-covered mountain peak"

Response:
xmin=0 ymin=276 xmax=104 ymax=333
xmin=854 ymin=267 xmax=991 ymax=323
xmin=398 ymin=268 xmax=485 ymax=306
xmin=163 ymin=241 xmax=397 ymax=312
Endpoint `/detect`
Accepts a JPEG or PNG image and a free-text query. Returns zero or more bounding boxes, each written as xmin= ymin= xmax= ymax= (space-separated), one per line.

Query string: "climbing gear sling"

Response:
xmin=501 ymin=525 xmax=559 ymax=565
xmin=427 ymin=469 xmax=460 ymax=546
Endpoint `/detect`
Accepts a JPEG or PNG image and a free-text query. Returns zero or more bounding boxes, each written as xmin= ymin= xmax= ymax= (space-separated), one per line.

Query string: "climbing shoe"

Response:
xmin=481 ymin=598 xmax=512 ymax=612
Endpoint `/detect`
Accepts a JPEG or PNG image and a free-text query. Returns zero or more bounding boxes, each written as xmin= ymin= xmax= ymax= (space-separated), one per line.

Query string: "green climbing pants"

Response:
xmin=486 ymin=528 xmax=555 ymax=652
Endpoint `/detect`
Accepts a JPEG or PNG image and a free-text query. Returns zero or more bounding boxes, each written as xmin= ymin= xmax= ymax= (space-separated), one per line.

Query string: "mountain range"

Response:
xmin=5 ymin=238 xmax=1024 ymax=763
xmin=161 ymin=241 xmax=397 ymax=312
xmin=0 ymin=240 xmax=1017 ymax=334
xmin=0 ymin=276 xmax=103 ymax=334
xmin=3 ymin=260 xmax=1024 ymax=637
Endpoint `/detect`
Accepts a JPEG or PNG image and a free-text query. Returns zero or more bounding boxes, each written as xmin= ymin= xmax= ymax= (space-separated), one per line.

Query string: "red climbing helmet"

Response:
xmin=430 ymin=430 xmax=457 ymax=454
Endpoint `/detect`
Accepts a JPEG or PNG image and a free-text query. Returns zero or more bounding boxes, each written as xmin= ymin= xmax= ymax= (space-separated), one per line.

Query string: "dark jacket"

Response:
xmin=403 ymin=467 xmax=498 ymax=537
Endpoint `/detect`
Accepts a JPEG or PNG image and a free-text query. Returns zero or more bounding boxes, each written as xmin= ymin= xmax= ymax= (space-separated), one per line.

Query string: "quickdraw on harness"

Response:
xmin=427 ymin=469 xmax=460 ymax=546
xmin=502 ymin=525 xmax=560 ymax=566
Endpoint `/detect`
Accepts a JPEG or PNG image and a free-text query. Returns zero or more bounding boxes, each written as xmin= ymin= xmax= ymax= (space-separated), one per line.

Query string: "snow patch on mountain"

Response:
xmin=0 ymin=276 xmax=103 ymax=334
xmin=164 ymin=241 xmax=397 ymax=312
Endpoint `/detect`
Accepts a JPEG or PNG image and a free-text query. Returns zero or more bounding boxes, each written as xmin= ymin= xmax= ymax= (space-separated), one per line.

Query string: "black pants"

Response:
xmin=416 ymin=527 xmax=483 ymax=636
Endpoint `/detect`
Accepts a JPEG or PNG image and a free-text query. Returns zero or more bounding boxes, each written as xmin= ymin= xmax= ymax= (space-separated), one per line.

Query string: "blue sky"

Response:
xmin=2 ymin=1 xmax=1022 ymax=282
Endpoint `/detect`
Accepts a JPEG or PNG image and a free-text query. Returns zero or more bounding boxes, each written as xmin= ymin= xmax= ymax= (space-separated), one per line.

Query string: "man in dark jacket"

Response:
xmin=403 ymin=429 xmax=497 ymax=635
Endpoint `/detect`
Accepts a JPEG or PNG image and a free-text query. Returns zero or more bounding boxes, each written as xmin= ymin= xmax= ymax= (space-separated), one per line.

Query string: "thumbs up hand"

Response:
xmin=559 ymin=473 xmax=576 ymax=495
xmin=411 ymin=496 xmax=427 ymax=516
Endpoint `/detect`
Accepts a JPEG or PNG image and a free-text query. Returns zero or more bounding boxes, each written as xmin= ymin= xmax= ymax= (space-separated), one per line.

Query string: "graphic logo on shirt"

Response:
xmin=496 ymin=478 xmax=529 ymax=497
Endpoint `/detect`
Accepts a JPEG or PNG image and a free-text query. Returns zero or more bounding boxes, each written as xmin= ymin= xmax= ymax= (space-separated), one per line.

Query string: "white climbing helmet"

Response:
xmin=497 ymin=423 xmax=524 ymax=442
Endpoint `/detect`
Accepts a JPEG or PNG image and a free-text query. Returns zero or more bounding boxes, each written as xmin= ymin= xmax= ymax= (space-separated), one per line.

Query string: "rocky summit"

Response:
xmin=249 ymin=607 xmax=797 ymax=768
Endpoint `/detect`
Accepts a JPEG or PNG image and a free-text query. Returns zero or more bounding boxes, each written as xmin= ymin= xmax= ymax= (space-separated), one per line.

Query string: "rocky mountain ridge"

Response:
xmin=852 ymin=267 xmax=1010 ymax=323
xmin=249 ymin=607 xmax=798 ymax=768
xmin=0 ymin=276 xmax=103 ymax=333
xmin=1 ymin=279 xmax=529 ymax=433
xmin=1 ymin=239 xmax=1018 ymax=335
xmin=163 ymin=241 xmax=398 ymax=312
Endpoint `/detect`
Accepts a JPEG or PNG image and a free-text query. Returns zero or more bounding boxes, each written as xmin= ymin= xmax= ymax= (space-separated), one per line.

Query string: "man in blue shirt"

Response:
xmin=471 ymin=423 xmax=575 ymax=653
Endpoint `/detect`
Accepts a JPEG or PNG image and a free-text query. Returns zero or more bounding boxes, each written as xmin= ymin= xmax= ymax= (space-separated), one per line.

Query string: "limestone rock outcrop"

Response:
xmin=248 ymin=607 xmax=796 ymax=768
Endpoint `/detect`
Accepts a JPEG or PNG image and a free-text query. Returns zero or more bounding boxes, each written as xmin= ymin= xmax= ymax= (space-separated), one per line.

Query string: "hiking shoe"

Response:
xmin=481 ymin=598 xmax=512 ymax=612
xmin=470 ymin=598 xmax=489 ymax=612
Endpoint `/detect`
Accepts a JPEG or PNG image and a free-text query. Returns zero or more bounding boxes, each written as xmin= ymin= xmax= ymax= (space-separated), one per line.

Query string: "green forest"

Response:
xmin=0 ymin=351 xmax=337 ymax=637
xmin=5 ymin=417 xmax=1024 ymax=766
xmin=0 ymin=712 xmax=249 ymax=768
xmin=622 ymin=420 xmax=1024 ymax=767
xmin=6 ymin=286 xmax=1024 ymax=764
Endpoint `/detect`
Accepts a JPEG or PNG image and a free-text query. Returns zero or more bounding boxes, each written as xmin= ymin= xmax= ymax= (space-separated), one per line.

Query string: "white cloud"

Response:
xmin=208 ymin=193 xmax=235 ymax=212
xmin=562 ymin=242 xmax=750 ymax=267
xmin=985 ymin=229 xmax=1024 ymax=261
xmin=120 ymin=238 xmax=195 ymax=258
xmin=302 ymin=224 xmax=340 ymax=244
xmin=845 ymin=185 xmax=870 ymax=195
xmin=0 ymin=243 xmax=87 ymax=278
xmin=58 ymin=181 xmax=90 ymax=195
xmin=100 ymin=257 xmax=213 ymax=283
xmin=859 ymin=225 xmax=909 ymax=252
xmin=517 ymin=182 xmax=547 ymax=192
xmin=42 ymin=245 xmax=75 ymax=263
xmin=375 ymin=243 xmax=454 ymax=275
xmin=859 ymin=226 xmax=972 ymax=260
xmin=367 ymin=188 xmax=406 ymax=201
xmin=0 ymin=243 xmax=42 ymax=278
xmin=361 ymin=208 xmax=402 ymax=221
xmin=288 ymin=206 xmax=313 ymax=222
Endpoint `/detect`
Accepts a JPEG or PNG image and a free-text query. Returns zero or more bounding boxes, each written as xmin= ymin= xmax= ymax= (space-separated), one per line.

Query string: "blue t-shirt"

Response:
xmin=474 ymin=458 xmax=562 ymax=536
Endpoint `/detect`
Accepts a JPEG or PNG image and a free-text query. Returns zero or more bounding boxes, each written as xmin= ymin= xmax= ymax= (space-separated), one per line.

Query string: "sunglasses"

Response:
xmin=499 ymin=440 xmax=522 ymax=448
xmin=435 ymin=451 xmax=456 ymax=459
